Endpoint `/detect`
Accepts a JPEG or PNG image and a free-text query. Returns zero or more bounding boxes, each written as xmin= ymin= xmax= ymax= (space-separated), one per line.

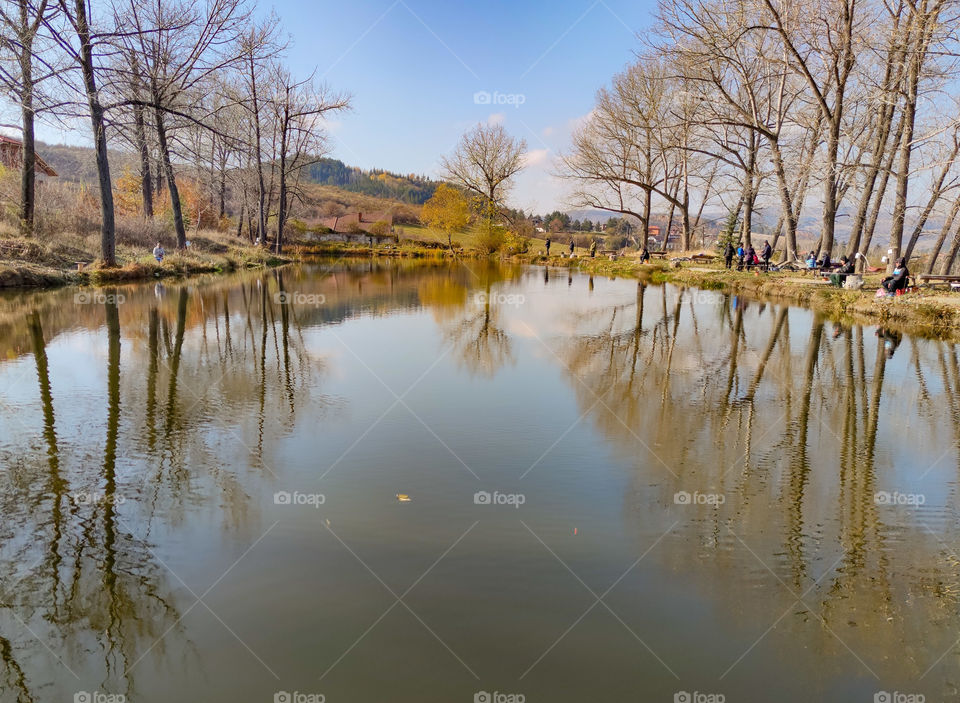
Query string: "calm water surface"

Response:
xmin=0 ymin=260 xmax=958 ymax=702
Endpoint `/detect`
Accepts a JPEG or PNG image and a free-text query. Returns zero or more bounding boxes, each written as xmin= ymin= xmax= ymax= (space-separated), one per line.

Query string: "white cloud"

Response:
xmin=487 ymin=112 xmax=506 ymax=126
xmin=521 ymin=148 xmax=550 ymax=168
xmin=542 ymin=126 xmax=556 ymax=137
xmin=567 ymin=109 xmax=595 ymax=132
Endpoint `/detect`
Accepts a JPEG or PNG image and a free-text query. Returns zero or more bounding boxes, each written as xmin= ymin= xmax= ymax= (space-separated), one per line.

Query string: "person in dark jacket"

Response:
xmin=724 ymin=241 xmax=735 ymax=269
xmin=569 ymin=240 xmax=575 ymax=256
xmin=761 ymin=240 xmax=772 ymax=270
xmin=818 ymin=251 xmax=832 ymax=270
xmin=745 ymin=245 xmax=757 ymax=269
xmin=545 ymin=238 xmax=551 ymax=256
xmin=829 ymin=255 xmax=855 ymax=287
xmin=640 ymin=247 xmax=650 ymax=263
xmin=881 ymin=257 xmax=910 ymax=294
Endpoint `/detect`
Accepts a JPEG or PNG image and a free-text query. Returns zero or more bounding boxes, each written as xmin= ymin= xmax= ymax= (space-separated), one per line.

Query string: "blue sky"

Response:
xmin=283 ymin=0 xmax=655 ymax=212
xmin=28 ymin=0 xmax=657 ymax=213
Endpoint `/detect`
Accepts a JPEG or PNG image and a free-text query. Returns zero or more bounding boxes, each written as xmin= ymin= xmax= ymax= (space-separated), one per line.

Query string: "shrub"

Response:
xmin=605 ymin=234 xmax=628 ymax=250
xmin=504 ymin=231 xmax=530 ymax=254
xmin=476 ymin=223 xmax=507 ymax=254
xmin=369 ymin=220 xmax=390 ymax=236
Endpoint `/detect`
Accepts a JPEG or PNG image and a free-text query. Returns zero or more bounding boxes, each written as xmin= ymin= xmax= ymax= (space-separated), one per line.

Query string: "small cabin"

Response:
xmin=0 ymin=135 xmax=58 ymax=179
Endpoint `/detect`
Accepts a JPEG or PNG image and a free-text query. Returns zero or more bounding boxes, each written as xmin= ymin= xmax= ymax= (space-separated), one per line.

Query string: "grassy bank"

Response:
xmin=0 ymin=227 xmax=290 ymax=288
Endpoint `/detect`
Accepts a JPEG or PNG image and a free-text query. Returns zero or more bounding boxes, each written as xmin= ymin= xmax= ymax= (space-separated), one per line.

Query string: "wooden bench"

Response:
xmin=649 ymin=250 xmax=668 ymax=259
xmin=917 ymin=274 xmax=960 ymax=288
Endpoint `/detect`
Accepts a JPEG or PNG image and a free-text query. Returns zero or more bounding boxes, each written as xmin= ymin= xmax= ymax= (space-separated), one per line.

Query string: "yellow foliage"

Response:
xmin=114 ymin=168 xmax=143 ymax=216
xmin=421 ymin=184 xmax=470 ymax=245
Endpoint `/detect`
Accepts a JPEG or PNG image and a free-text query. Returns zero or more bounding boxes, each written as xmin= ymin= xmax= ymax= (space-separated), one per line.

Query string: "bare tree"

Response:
xmin=0 ymin=0 xmax=57 ymax=235
xmin=269 ymin=66 xmax=349 ymax=253
xmin=113 ymin=0 xmax=250 ymax=248
xmin=440 ymin=123 xmax=526 ymax=224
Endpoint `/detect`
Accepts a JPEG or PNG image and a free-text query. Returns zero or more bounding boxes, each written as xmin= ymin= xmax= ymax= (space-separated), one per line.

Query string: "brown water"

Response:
xmin=0 ymin=259 xmax=958 ymax=703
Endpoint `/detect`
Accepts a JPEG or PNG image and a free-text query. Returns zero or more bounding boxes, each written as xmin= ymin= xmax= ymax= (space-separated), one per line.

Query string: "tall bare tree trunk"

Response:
xmin=73 ymin=0 xmax=116 ymax=265
xmin=154 ymin=106 xmax=186 ymax=249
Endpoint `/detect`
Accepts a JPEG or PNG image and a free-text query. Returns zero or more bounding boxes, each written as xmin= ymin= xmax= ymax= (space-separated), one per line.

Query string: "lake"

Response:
xmin=0 ymin=259 xmax=957 ymax=703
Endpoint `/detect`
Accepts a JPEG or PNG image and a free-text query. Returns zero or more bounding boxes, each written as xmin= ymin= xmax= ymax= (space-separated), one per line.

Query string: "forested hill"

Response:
xmin=37 ymin=141 xmax=138 ymax=183
xmin=37 ymin=142 xmax=439 ymax=206
xmin=305 ymin=158 xmax=438 ymax=204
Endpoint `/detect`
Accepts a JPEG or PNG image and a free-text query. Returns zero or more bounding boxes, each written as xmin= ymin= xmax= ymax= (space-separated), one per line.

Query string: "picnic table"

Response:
xmin=649 ymin=250 xmax=668 ymax=259
xmin=917 ymin=274 xmax=960 ymax=288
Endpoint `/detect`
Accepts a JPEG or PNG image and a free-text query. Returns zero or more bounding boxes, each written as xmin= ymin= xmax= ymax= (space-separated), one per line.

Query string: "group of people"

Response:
xmin=723 ymin=240 xmax=772 ymax=271
xmin=543 ymin=235 xmax=911 ymax=296
xmin=828 ymin=254 xmax=909 ymax=294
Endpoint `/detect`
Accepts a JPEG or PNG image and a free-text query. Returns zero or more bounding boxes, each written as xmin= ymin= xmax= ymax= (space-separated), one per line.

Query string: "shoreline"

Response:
xmin=4 ymin=240 xmax=960 ymax=340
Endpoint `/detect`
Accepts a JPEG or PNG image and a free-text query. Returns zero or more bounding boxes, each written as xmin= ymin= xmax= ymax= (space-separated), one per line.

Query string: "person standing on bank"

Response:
xmin=569 ymin=239 xmax=575 ymax=257
xmin=761 ymin=240 xmax=772 ymax=270
xmin=724 ymin=241 xmax=735 ymax=269
xmin=545 ymin=238 xmax=551 ymax=256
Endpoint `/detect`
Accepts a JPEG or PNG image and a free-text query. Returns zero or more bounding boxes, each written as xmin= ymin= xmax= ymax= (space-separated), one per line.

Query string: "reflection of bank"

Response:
xmin=0 ymin=295 xmax=191 ymax=700
xmin=556 ymin=286 xmax=956 ymax=688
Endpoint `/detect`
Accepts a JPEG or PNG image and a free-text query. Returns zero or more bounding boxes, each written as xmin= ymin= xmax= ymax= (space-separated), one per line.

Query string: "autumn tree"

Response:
xmin=421 ymin=183 xmax=470 ymax=248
